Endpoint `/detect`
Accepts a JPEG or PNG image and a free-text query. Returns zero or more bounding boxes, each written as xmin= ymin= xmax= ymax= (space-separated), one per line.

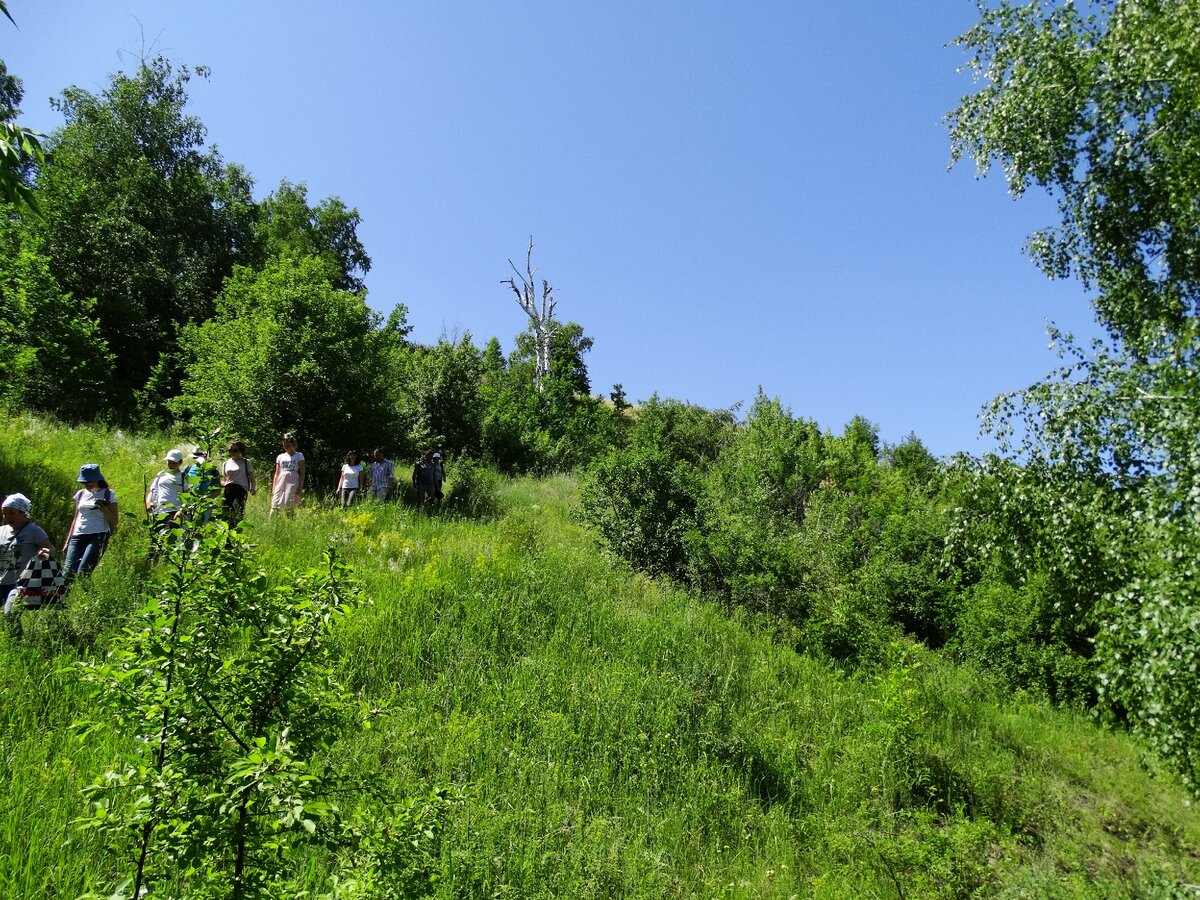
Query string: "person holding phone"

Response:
xmin=63 ymin=463 xmax=119 ymax=579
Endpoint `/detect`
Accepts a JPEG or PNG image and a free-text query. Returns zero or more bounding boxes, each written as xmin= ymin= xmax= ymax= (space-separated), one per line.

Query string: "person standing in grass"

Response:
xmin=368 ymin=447 xmax=395 ymax=501
xmin=1 ymin=493 xmax=55 ymax=616
xmin=146 ymin=449 xmax=187 ymax=529
xmin=271 ymin=433 xmax=305 ymax=517
xmin=337 ymin=450 xmax=363 ymax=508
xmin=410 ymin=453 xmax=439 ymax=511
xmin=221 ymin=440 xmax=256 ymax=525
xmin=184 ymin=450 xmax=221 ymax=522
xmin=62 ymin=463 xmax=118 ymax=580
xmin=433 ymin=451 xmax=446 ymax=502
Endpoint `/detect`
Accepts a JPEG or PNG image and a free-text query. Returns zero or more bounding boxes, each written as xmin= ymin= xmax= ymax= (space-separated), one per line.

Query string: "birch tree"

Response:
xmin=947 ymin=0 xmax=1200 ymax=789
xmin=502 ymin=237 xmax=559 ymax=392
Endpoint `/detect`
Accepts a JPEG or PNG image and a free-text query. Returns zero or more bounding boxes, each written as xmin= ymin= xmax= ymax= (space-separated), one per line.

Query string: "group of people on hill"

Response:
xmin=1 ymin=433 xmax=447 ymax=620
xmin=146 ymin=433 xmax=447 ymax=523
xmin=0 ymin=462 xmax=121 ymax=617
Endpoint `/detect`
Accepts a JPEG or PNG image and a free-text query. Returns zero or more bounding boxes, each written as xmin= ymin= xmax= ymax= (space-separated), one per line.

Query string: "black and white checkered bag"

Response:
xmin=16 ymin=556 xmax=67 ymax=607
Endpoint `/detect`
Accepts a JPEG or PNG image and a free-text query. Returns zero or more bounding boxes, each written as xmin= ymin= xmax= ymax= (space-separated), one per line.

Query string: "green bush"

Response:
xmin=442 ymin=456 xmax=501 ymax=518
xmin=950 ymin=574 xmax=1096 ymax=706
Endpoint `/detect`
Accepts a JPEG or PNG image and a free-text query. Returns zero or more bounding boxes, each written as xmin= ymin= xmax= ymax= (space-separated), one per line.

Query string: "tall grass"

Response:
xmin=1 ymin=416 xmax=1198 ymax=897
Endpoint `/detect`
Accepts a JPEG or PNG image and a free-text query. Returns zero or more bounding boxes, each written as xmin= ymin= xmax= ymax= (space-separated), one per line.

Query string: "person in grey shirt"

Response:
xmin=1 ymin=493 xmax=56 ymax=615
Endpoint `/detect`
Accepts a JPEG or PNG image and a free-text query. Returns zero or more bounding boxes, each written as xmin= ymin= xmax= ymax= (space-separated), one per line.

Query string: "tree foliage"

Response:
xmin=172 ymin=256 xmax=402 ymax=473
xmin=948 ymin=0 xmax=1200 ymax=785
xmin=254 ymin=179 xmax=371 ymax=293
xmin=582 ymin=394 xmax=957 ymax=662
xmin=30 ymin=56 xmax=256 ymax=417
xmin=0 ymin=10 xmax=44 ymax=213
xmin=0 ymin=218 xmax=114 ymax=419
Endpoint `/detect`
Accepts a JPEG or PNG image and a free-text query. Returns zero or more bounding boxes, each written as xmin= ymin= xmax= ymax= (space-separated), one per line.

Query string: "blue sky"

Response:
xmin=3 ymin=1 xmax=1100 ymax=456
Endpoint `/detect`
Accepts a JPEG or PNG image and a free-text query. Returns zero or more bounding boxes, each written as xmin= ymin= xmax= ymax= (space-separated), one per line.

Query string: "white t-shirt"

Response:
xmin=276 ymin=451 xmax=305 ymax=475
xmin=341 ymin=463 xmax=363 ymax=490
xmin=72 ymin=487 xmax=117 ymax=535
xmin=223 ymin=457 xmax=254 ymax=490
xmin=149 ymin=469 xmax=185 ymax=513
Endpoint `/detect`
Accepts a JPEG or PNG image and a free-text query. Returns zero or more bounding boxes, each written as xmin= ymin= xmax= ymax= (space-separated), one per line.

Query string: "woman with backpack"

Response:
xmin=62 ymin=463 xmax=119 ymax=580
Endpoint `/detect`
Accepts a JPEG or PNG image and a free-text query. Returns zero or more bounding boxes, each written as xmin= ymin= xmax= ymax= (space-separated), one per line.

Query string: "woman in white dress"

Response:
xmin=271 ymin=433 xmax=305 ymax=517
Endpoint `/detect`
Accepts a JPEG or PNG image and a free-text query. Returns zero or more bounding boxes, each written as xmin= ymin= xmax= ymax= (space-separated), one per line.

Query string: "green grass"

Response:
xmin=1 ymin=415 xmax=1199 ymax=898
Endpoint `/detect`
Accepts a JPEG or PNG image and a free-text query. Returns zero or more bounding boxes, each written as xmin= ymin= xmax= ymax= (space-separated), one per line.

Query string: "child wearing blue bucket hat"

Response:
xmin=62 ymin=463 xmax=119 ymax=579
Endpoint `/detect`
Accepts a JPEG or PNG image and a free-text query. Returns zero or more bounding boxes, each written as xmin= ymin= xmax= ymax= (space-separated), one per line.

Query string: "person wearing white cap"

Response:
xmin=146 ymin=449 xmax=188 ymax=523
xmin=1 ymin=493 xmax=55 ymax=615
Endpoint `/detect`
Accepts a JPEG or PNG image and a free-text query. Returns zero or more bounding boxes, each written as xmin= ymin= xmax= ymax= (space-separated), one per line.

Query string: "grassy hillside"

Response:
xmin=1 ymin=415 xmax=1198 ymax=898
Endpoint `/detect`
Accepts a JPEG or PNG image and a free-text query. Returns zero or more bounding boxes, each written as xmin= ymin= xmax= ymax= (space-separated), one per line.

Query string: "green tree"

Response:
xmin=254 ymin=179 xmax=371 ymax=293
xmin=391 ymin=334 xmax=485 ymax=459
xmin=31 ymin=56 xmax=256 ymax=418
xmin=0 ymin=6 xmax=45 ymax=213
xmin=580 ymin=395 xmax=734 ymax=579
xmin=503 ymin=320 xmax=618 ymax=471
xmin=948 ymin=0 xmax=1200 ymax=785
xmin=172 ymin=256 xmax=401 ymax=476
xmin=76 ymin=504 xmax=451 ymax=899
xmin=0 ymin=219 xmax=114 ymax=419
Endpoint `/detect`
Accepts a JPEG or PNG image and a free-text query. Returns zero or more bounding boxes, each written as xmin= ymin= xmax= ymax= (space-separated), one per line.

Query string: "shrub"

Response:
xmin=442 ymin=456 xmax=502 ymax=518
xmin=950 ymin=574 xmax=1096 ymax=706
xmin=74 ymin=500 xmax=451 ymax=899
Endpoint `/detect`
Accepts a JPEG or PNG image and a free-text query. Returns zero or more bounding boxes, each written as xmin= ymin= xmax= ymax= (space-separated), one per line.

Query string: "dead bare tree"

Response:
xmin=502 ymin=237 xmax=560 ymax=393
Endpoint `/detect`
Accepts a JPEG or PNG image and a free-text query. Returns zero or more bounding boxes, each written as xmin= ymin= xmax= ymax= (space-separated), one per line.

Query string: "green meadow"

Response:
xmin=1 ymin=415 xmax=1198 ymax=898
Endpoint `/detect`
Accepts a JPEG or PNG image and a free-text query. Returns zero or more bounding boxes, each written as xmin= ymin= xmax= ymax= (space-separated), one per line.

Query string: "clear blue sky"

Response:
xmin=3 ymin=1 xmax=1100 ymax=457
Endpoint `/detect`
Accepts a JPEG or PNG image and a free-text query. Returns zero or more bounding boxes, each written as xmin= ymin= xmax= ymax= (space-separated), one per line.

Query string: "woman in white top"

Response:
xmin=221 ymin=440 xmax=256 ymax=525
xmin=63 ymin=463 xmax=119 ymax=579
xmin=271 ymin=433 xmax=305 ymax=517
xmin=337 ymin=450 xmax=364 ymax=508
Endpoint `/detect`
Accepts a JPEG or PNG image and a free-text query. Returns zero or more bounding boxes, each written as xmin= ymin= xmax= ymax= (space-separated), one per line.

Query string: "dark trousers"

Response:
xmin=223 ymin=483 xmax=249 ymax=523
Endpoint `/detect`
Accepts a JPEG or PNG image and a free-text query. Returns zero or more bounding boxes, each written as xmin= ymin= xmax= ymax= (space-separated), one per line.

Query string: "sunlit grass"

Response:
xmin=0 ymin=416 xmax=1198 ymax=897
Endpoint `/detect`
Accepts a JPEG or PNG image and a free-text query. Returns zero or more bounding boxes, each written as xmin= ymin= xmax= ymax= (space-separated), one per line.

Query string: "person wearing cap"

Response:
xmin=184 ymin=449 xmax=221 ymax=522
xmin=62 ymin=463 xmax=119 ymax=579
xmin=185 ymin=450 xmax=221 ymax=499
xmin=1 ymin=493 xmax=55 ymax=615
xmin=146 ymin=449 xmax=188 ymax=525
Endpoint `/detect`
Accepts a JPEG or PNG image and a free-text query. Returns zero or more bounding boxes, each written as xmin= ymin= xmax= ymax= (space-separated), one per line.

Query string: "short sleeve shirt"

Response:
xmin=0 ymin=521 xmax=50 ymax=586
xmin=276 ymin=451 xmax=305 ymax=474
xmin=341 ymin=463 xmax=363 ymax=490
xmin=73 ymin=487 xmax=118 ymax=535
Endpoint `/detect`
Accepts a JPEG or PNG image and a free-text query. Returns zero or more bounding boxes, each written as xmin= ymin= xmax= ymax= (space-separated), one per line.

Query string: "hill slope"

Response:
xmin=0 ymin=416 xmax=1198 ymax=898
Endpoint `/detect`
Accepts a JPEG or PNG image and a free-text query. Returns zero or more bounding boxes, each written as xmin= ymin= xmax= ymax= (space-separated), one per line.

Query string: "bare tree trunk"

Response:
xmin=503 ymin=237 xmax=559 ymax=392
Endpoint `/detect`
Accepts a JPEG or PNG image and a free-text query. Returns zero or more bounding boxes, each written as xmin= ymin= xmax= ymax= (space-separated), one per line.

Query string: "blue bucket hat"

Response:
xmin=77 ymin=463 xmax=104 ymax=483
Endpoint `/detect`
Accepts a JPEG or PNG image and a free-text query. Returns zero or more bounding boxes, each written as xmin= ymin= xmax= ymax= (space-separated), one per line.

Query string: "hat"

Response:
xmin=433 ymin=452 xmax=442 ymax=459
xmin=77 ymin=463 xmax=104 ymax=483
xmin=190 ymin=450 xmax=207 ymax=461
xmin=165 ymin=449 xmax=184 ymax=464
xmin=2 ymin=493 xmax=31 ymax=514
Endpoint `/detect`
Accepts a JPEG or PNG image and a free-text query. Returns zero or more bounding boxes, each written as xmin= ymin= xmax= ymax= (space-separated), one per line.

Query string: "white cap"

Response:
xmin=165 ymin=449 xmax=184 ymax=463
